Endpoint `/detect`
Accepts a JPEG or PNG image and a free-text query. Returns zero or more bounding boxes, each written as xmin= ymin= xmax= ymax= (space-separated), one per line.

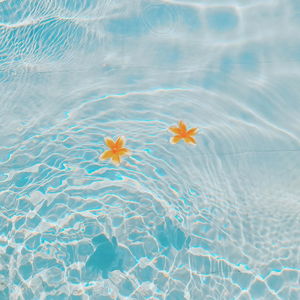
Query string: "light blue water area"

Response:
xmin=1 ymin=0 xmax=300 ymax=299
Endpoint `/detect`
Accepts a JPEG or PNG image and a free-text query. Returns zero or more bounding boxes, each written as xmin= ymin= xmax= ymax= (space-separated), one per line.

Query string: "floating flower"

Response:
xmin=168 ymin=121 xmax=198 ymax=145
xmin=100 ymin=136 xmax=131 ymax=166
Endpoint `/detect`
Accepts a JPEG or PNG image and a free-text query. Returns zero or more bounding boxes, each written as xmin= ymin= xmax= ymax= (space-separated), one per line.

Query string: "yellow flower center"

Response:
xmin=181 ymin=130 xmax=187 ymax=137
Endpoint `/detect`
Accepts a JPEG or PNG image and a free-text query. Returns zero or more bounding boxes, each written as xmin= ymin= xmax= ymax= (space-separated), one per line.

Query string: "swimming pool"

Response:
xmin=0 ymin=0 xmax=300 ymax=299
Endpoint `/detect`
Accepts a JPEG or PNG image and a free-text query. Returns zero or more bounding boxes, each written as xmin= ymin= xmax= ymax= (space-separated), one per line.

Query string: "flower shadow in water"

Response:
xmin=85 ymin=234 xmax=123 ymax=279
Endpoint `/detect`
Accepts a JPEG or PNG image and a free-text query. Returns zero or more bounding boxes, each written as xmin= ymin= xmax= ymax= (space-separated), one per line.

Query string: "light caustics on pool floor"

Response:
xmin=0 ymin=0 xmax=300 ymax=299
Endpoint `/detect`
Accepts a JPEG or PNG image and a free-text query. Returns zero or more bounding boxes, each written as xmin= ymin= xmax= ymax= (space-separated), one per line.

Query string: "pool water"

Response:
xmin=0 ymin=0 xmax=300 ymax=299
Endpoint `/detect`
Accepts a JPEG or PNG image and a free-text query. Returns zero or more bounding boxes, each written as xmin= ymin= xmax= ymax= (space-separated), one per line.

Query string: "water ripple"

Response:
xmin=1 ymin=0 xmax=300 ymax=299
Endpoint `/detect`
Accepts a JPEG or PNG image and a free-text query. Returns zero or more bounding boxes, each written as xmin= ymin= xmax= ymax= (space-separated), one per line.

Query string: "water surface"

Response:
xmin=0 ymin=0 xmax=300 ymax=299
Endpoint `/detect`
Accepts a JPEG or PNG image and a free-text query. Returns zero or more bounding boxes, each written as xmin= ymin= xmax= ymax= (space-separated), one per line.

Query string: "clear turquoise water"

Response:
xmin=1 ymin=0 xmax=300 ymax=299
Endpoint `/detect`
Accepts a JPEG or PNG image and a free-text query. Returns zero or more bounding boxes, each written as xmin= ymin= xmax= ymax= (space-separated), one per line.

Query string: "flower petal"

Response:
xmin=168 ymin=126 xmax=181 ymax=135
xmin=100 ymin=150 xmax=113 ymax=161
xmin=104 ymin=137 xmax=115 ymax=149
xmin=187 ymin=127 xmax=198 ymax=136
xmin=112 ymin=154 xmax=121 ymax=166
xmin=115 ymin=136 xmax=125 ymax=149
xmin=178 ymin=121 xmax=187 ymax=131
xmin=170 ymin=136 xmax=182 ymax=144
xmin=184 ymin=136 xmax=196 ymax=145
xmin=118 ymin=148 xmax=131 ymax=156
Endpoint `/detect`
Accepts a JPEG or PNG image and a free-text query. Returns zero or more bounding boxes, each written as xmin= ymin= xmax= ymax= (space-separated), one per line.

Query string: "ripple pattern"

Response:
xmin=1 ymin=0 xmax=300 ymax=299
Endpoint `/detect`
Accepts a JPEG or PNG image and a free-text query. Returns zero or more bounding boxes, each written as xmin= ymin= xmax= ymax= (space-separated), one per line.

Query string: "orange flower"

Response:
xmin=100 ymin=136 xmax=131 ymax=166
xmin=168 ymin=121 xmax=198 ymax=145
